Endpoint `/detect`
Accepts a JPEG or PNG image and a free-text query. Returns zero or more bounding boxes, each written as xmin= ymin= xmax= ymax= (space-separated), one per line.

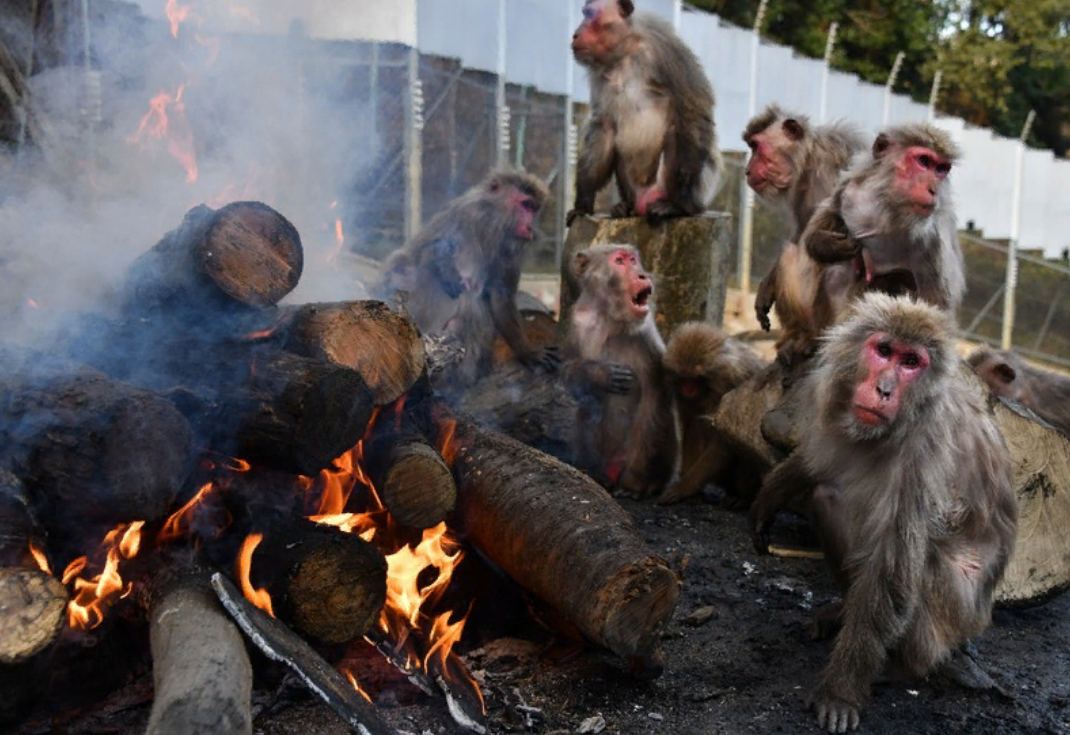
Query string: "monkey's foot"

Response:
xmin=810 ymin=601 xmax=844 ymax=641
xmin=807 ymin=686 xmax=862 ymax=733
xmin=935 ymin=647 xmax=1011 ymax=698
xmin=565 ymin=207 xmax=593 ymax=227
xmin=609 ymin=201 xmax=635 ymax=218
xmin=643 ymin=199 xmax=687 ymax=224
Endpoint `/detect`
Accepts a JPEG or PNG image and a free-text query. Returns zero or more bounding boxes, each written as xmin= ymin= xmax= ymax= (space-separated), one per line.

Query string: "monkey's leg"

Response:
xmin=660 ymin=437 xmax=730 ymax=504
xmin=755 ymin=259 xmax=780 ymax=332
xmin=569 ymin=119 xmax=616 ymax=225
xmin=748 ymin=454 xmax=816 ymax=553
xmin=647 ymin=119 xmax=711 ymax=223
xmin=610 ymin=157 xmax=638 ymax=219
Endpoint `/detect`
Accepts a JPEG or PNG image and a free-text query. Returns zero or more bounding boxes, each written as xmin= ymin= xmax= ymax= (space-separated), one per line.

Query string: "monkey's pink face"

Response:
xmin=744 ymin=134 xmax=792 ymax=195
xmin=510 ymin=189 xmax=540 ymax=241
xmin=852 ymin=333 xmax=930 ymax=428
xmin=610 ymin=248 xmax=653 ymax=319
xmin=572 ymin=0 xmax=626 ymax=65
xmin=893 ymin=146 xmax=952 ymax=217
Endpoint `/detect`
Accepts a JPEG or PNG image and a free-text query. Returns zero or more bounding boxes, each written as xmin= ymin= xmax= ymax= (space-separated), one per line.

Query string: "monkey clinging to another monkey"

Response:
xmin=750 ymin=293 xmax=1017 ymax=733
xmin=563 ymin=244 xmax=676 ymax=497
xmin=567 ymin=0 xmax=723 ymax=225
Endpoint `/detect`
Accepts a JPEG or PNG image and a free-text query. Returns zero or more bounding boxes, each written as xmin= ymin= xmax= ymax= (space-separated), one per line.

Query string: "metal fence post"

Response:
xmin=881 ymin=51 xmax=905 ymax=126
xmin=1002 ymin=110 xmax=1036 ymax=350
xmin=737 ymin=0 xmax=768 ymax=296
xmin=927 ymin=70 xmax=942 ymax=122
xmin=818 ymin=22 xmax=837 ymax=125
xmin=404 ymin=47 xmax=424 ymax=242
xmin=495 ymin=0 xmax=510 ymax=166
xmin=558 ymin=0 xmax=578 ymax=268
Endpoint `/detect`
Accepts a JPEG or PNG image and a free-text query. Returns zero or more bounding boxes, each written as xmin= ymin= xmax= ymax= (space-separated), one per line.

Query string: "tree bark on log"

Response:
xmin=121 ymin=201 xmax=303 ymax=313
xmin=559 ymin=213 xmax=733 ymax=341
xmin=280 ymin=300 xmax=425 ymax=406
xmin=0 ymin=360 xmax=195 ymax=539
xmin=0 ymin=568 xmax=68 ymax=723
xmin=143 ymin=568 xmax=253 ymax=735
xmin=251 ymin=519 xmax=388 ymax=644
xmin=711 ymin=359 xmax=1070 ymax=607
xmin=363 ymin=413 xmax=456 ymax=530
xmin=426 ymin=403 xmax=680 ymax=677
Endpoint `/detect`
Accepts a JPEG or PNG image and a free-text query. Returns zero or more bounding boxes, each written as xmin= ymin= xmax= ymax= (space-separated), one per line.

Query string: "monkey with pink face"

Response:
xmin=563 ymin=244 xmax=676 ymax=496
xmin=567 ymin=0 xmax=722 ymax=225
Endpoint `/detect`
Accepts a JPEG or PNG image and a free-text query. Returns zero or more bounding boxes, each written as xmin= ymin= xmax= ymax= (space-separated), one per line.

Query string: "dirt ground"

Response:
xmin=18 ymin=493 xmax=1070 ymax=735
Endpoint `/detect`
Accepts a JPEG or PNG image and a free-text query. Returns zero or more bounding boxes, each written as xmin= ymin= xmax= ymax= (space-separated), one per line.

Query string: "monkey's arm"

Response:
xmin=562 ymin=358 xmax=635 ymax=397
xmin=754 ymin=257 xmax=779 ymax=332
xmin=568 ymin=117 xmax=616 ymax=226
xmin=421 ymin=238 xmax=465 ymax=298
xmin=488 ymin=285 xmax=560 ymax=372
xmin=748 ymin=453 xmax=816 ymax=553
xmin=802 ymin=200 xmax=859 ymax=264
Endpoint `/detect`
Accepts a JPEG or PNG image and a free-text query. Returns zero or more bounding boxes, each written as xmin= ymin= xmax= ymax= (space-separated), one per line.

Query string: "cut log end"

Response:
xmin=203 ymin=201 xmax=304 ymax=309
xmin=378 ymin=441 xmax=457 ymax=529
xmin=597 ymin=558 xmax=680 ymax=678
xmin=0 ymin=568 xmax=68 ymax=665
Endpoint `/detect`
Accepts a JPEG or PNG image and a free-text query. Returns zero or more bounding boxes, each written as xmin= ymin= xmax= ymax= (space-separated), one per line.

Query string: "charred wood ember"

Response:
xmin=141 ymin=567 xmax=253 ymax=735
xmin=120 ymin=201 xmax=303 ymax=314
xmin=211 ymin=572 xmax=398 ymax=735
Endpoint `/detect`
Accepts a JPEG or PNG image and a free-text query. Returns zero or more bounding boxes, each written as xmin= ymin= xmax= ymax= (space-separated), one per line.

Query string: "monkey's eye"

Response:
xmin=520 ymin=198 xmax=537 ymax=213
xmin=746 ymin=139 xmax=757 ymax=151
xmin=901 ymin=353 xmax=920 ymax=368
xmin=935 ymin=161 xmax=951 ymax=175
xmin=582 ymin=6 xmax=595 ymax=19
xmin=918 ymin=154 xmax=933 ymax=169
xmin=876 ymin=342 xmax=893 ymax=359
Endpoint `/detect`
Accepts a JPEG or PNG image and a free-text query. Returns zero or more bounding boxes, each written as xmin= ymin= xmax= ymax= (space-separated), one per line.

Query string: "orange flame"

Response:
xmin=158 ymin=481 xmax=213 ymax=543
xmin=129 ymin=85 xmax=199 ymax=183
xmin=237 ymin=533 xmax=275 ymax=618
xmin=29 ymin=542 xmax=51 ymax=574
xmin=64 ymin=521 xmax=144 ymax=630
xmin=323 ymin=217 xmax=345 ymax=264
xmin=436 ymin=418 xmax=459 ymax=467
xmin=344 ymin=670 xmax=374 ymax=704
xmin=165 ymin=0 xmax=196 ymax=37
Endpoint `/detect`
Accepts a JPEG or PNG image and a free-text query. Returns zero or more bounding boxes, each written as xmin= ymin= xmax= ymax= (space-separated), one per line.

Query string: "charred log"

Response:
xmin=280 ymin=301 xmax=426 ymax=406
xmin=0 ymin=469 xmax=40 ymax=566
xmin=122 ymin=201 xmax=303 ymax=314
xmin=363 ymin=410 xmax=456 ymax=530
xmin=0 ymin=568 xmax=68 ymax=723
xmin=251 ymin=519 xmax=387 ymax=644
xmin=142 ymin=567 xmax=253 ymax=735
xmin=426 ymin=403 xmax=680 ymax=677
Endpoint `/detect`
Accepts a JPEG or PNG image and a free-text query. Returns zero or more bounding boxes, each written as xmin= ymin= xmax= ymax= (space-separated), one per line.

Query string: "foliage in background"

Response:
xmin=689 ymin=0 xmax=1070 ymax=156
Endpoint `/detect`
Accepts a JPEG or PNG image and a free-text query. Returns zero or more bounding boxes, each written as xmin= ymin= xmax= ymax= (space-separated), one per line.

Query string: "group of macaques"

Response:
xmin=374 ymin=1 xmax=1070 ymax=731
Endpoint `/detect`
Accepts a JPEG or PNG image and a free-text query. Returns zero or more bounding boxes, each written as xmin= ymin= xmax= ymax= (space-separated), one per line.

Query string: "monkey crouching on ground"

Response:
xmin=563 ymin=244 xmax=676 ymax=496
xmin=968 ymin=346 xmax=1070 ymax=436
xmin=742 ymin=104 xmax=866 ymax=367
xmin=749 ymin=293 xmax=1017 ymax=733
xmin=567 ymin=0 xmax=722 ymax=225
xmin=660 ymin=322 xmax=767 ymax=504
xmin=377 ymin=168 xmax=558 ymax=393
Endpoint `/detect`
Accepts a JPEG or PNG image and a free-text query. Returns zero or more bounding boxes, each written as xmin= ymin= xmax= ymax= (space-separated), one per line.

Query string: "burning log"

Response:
xmin=142 ymin=568 xmax=253 ymax=735
xmin=0 ymin=359 xmax=195 ymax=538
xmin=211 ymin=573 xmax=398 ymax=735
xmin=121 ymin=201 xmax=303 ymax=313
xmin=0 ymin=469 xmax=39 ymax=566
xmin=280 ymin=300 xmax=426 ymax=406
xmin=363 ymin=411 xmax=457 ymax=529
xmin=202 ymin=350 xmax=376 ymax=476
xmin=0 ymin=568 xmax=68 ymax=722
xmin=249 ymin=519 xmax=388 ymax=644
xmin=428 ymin=405 xmax=680 ymax=677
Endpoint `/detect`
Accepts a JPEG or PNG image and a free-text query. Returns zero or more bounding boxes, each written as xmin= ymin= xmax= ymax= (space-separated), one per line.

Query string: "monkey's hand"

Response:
xmin=643 ymin=199 xmax=686 ymax=225
xmin=755 ymin=294 xmax=774 ymax=332
xmin=609 ymin=201 xmax=635 ymax=219
xmin=807 ymin=685 xmax=862 ymax=733
xmin=604 ymin=363 xmax=637 ymax=395
xmin=518 ymin=344 xmax=562 ymax=373
xmin=805 ymin=214 xmax=858 ymax=264
xmin=749 ymin=504 xmax=774 ymax=555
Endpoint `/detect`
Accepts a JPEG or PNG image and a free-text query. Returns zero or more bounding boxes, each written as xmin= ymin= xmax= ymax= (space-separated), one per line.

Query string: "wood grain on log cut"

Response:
xmin=122 ymin=201 xmax=303 ymax=312
xmin=252 ymin=519 xmax=387 ymax=644
xmin=281 ymin=300 xmax=425 ymax=405
xmin=428 ymin=404 xmax=680 ymax=677
xmin=559 ymin=213 xmax=733 ymax=341
xmin=0 ymin=359 xmax=194 ymax=536
xmin=207 ymin=350 xmax=375 ymax=476
xmin=711 ymin=359 xmax=1070 ymax=607
xmin=143 ymin=569 xmax=253 ymax=735
xmin=0 ymin=568 xmax=68 ymax=723
xmin=363 ymin=414 xmax=456 ymax=529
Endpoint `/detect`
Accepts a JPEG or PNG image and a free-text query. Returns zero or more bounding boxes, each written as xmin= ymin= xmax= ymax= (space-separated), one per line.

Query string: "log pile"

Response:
xmin=0 ymin=201 xmax=681 ymax=732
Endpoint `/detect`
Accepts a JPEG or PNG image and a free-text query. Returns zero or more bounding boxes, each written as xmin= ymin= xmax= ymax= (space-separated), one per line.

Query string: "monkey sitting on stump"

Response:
xmin=968 ymin=346 xmax=1070 ymax=436
xmin=563 ymin=244 xmax=677 ymax=497
xmin=661 ymin=322 xmax=767 ymax=504
xmin=377 ymin=168 xmax=558 ymax=393
xmin=742 ymin=104 xmax=866 ymax=370
xmin=749 ymin=293 xmax=1017 ymax=733
xmin=566 ymin=0 xmax=723 ymax=225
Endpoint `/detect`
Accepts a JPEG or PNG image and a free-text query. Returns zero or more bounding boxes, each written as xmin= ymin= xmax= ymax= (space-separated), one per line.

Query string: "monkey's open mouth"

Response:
xmin=632 ymin=286 xmax=652 ymax=315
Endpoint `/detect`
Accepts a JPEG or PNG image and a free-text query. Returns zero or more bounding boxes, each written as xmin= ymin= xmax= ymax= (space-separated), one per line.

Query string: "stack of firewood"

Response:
xmin=0 ymin=201 xmax=681 ymax=734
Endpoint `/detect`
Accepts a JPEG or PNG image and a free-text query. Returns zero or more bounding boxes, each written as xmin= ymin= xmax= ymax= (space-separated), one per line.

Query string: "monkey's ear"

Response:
xmin=571 ymin=250 xmax=592 ymax=279
xmin=783 ymin=118 xmax=805 ymax=141
xmin=872 ymin=133 xmax=892 ymax=158
xmin=618 ymin=0 xmax=635 ymax=18
xmin=994 ymin=362 xmax=1017 ymax=384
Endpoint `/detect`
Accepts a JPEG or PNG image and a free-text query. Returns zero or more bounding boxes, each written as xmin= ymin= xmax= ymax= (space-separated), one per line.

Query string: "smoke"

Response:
xmin=0 ymin=0 xmax=385 ymax=350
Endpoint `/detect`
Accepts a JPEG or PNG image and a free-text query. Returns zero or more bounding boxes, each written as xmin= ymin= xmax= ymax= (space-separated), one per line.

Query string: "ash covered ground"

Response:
xmin=24 ymin=495 xmax=1070 ymax=735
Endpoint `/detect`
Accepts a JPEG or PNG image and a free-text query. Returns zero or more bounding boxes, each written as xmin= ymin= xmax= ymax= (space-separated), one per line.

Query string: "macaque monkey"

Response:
xmin=742 ymin=104 xmax=866 ymax=364
xmin=968 ymin=346 xmax=1070 ymax=435
xmin=567 ymin=0 xmax=722 ymax=225
xmin=750 ymin=293 xmax=1017 ymax=732
xmin=563 ymin=244 xmax=676 ymax=496
xmin=661 ymin=323 xmax=767 ymax=504
xmin=801 ymin=123 xmax=966 ymax=323
xmin=379 ymin=168 xmax=557 ymax=391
